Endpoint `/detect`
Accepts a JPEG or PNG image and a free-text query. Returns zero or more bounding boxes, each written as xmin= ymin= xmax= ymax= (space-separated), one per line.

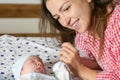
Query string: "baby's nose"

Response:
xmin=36 ymin=61 xmax=41 ymax=67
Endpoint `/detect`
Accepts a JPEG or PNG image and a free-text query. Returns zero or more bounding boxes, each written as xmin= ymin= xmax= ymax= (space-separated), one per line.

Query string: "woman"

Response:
xmin=41 ymin=0 xmax=120 ymax=80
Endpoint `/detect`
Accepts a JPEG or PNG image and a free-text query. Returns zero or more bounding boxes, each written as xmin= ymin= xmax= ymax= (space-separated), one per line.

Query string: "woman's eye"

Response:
xmin=63 ymin=5 xmax=71 ymax=11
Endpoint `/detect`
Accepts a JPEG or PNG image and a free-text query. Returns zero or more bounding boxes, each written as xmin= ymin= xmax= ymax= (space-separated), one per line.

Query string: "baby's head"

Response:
xmin=12 ymin=54 xmax=46 ymax=80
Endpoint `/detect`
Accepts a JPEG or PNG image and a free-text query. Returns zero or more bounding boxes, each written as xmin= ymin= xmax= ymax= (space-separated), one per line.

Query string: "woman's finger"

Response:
xmin=59 ymin=48 xmax=70 ymax=58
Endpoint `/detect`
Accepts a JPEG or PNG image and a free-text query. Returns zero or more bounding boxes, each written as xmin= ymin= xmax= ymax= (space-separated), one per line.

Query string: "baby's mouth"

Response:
xmin=37 ymin=68 xmax=46 ymax=73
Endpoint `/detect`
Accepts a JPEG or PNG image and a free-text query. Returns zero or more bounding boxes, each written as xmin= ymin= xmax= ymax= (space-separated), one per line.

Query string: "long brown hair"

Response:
xmin=40 ymin=0 xmax=116 ymax=57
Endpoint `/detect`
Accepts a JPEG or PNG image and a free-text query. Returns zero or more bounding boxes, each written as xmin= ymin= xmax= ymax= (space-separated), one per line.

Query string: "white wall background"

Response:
xmin=0 ymin=0 xmax=41 ymax=33
xmin=0 ymin=0 xmax=41 ymax=4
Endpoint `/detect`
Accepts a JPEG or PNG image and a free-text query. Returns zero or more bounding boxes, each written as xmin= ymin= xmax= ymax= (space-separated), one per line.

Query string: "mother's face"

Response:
xmin=46 ymin=0 xmax=93 ymax=33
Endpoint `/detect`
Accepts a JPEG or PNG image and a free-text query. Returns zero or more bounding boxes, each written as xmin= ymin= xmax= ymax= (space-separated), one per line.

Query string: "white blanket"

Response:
xmin=17 ymin=73 xmax=57 ymax=80
xmin=17 ymin=62 xmax=81 ymax=80
xmin=17 ymin=62 xmax=72 ymax=80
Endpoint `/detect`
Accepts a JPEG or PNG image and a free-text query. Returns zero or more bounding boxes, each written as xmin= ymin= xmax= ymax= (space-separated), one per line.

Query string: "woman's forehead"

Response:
xmin=46 ymin=0 xmax=69 ymax=4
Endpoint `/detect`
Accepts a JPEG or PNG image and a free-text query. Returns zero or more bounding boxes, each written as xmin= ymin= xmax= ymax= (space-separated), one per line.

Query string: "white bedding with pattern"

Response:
xmin=0 ymin=35 xmax=61 ymax=80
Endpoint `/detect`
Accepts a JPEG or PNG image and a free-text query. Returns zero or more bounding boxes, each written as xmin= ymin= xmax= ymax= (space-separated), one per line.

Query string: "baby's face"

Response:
xmin=21 ymin=55 xmax=46 ymax=75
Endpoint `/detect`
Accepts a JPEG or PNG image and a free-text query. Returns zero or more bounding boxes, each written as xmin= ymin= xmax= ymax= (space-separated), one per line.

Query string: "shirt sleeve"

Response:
xmin=96 ymin=68 xmax=120 ymax=80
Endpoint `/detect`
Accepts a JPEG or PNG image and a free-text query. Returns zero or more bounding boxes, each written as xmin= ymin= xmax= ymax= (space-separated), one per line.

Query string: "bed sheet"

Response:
xmin=0 ymin=35 xmax=61 ymax=80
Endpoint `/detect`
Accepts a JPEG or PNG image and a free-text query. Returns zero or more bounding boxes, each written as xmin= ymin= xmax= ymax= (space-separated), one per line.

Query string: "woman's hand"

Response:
xmin=59 ymin=42 xmax=81 ymax=74
xmin=59 ymin=42 xmax=97 ymax=80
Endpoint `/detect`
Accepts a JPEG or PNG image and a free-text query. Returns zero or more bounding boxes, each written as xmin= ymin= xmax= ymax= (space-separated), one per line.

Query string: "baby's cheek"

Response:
xmin=26 ymin=67 xmax=35 ymax=73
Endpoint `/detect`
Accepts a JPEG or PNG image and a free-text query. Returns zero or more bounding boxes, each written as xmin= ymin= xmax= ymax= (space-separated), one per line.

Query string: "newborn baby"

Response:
xmin=12 ymin=54 xmax=76 ymax=80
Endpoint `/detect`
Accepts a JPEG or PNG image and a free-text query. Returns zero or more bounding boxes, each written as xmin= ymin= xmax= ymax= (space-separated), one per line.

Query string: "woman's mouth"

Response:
xmin=72 ymin=19 xmax=80 ymax=30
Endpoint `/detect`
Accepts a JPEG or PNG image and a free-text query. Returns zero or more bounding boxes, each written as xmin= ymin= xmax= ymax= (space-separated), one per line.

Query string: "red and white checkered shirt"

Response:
xmin=75 ymin=3 xmax=120 ymax=80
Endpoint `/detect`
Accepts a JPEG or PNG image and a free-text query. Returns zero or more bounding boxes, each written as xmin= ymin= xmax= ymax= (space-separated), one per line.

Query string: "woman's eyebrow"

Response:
xmin=53 ymin=1 xmax=69 ymax=18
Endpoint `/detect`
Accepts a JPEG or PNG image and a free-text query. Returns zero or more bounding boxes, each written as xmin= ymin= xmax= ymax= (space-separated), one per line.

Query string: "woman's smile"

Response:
xmin=72 ymin=18 xmax=80 ymax=30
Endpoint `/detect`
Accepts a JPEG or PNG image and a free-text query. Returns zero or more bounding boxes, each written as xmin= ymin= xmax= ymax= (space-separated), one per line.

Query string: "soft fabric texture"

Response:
xmin=17 ymin=72 xmax=57 ymax=80
xmin=12 ymin=54 xmax=33 ymax=80
xmin=53 ymin=62 xmax=81 ymax=80
xmin=0 ymin=35 xmax=60 ymax=80
xmin=53 ymin=62 xmax=71 ymax=80
xmin=16 ymin=62 xmax=77 ymax=80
